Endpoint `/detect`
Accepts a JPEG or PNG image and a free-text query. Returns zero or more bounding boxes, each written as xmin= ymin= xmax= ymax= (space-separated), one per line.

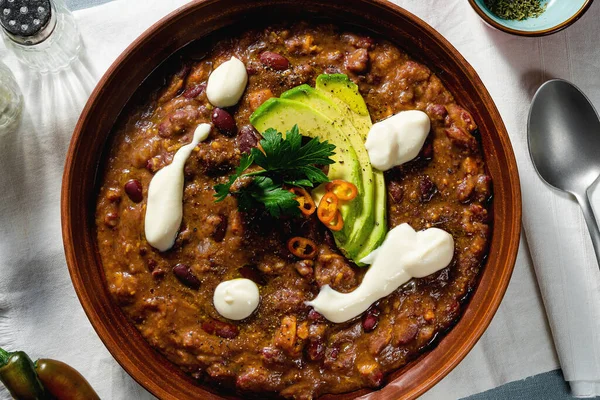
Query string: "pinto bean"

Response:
xmin=426 ymin=104 xmax=448 ymax=121
xmin=445 ymin=126 xmax=476 ymax=149
xmin=173 ymin=263 xmax=201 ymax=289
xmin=202 ymin=319 xmax=239 ymax=339
xmin=259 ymin=51 xmax=290 ymax=70
xmin=211 ymin=108 xmax=237 ymax=136
xmin=261 ymin=346 xmax=286 ymax=365
xmin=344 ymin=48 xmax=369 ymax=74
xmin=104 ymin=212 xmax=118 ymax=227
xmin=158 ymin=106 xmax=199 ymax=138
xmin=392 ymin=318 xmax=419 ymax=345
xmin=124 ymin=179 xmax=143 ymax=203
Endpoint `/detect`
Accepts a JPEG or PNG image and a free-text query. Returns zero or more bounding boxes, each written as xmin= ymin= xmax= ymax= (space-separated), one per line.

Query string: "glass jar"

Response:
xmin=0 ymin=0 xmax=82 ymax=73
xmin=0 ymin=61 xmax=23 ymax=134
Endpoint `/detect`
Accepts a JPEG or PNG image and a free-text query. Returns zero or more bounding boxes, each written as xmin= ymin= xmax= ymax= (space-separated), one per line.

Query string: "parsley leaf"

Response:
xmin=213 ymin=125 xmax=336 ymax=217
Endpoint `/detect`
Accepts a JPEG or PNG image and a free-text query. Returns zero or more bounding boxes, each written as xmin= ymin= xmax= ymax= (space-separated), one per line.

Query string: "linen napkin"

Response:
xmin=1 ymin=0 xmax=587 ymax=399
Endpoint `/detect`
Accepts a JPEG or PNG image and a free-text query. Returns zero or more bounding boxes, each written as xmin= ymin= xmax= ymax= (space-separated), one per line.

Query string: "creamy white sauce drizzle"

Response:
xmin=206 ymin=56 xmax=248 ymax=108
xmin=144 ymin=123 xmax=211 ymax=251
xmin=365 ymin=110 xmax=431 ymax=171
xmin=213 ymin=278 xmax=260 ymax=320
xmin=306 ymin=223 xmax=454 ymax=323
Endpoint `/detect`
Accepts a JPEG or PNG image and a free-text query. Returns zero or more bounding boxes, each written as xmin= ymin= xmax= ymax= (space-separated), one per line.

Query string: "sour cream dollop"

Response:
xmin=213 ymin=278 xmax=260 ymax=320
xmin=206 ymin=56 xmax=248 ymax=107
xmin=144 ymin=123 xmax=211 ymax=251
xmin=365 ymin=110 xmax=431 ymax=171
xmin=306 ymin=223 xmax=454 ymax=323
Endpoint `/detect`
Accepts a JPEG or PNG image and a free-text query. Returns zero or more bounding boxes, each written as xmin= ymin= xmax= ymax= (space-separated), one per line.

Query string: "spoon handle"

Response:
xmin=574 ymin=191 xmax=600 ymax=271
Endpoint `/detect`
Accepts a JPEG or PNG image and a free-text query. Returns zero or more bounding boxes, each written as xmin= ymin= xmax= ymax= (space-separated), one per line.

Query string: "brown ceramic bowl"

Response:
xmin=61 ymin=0 xmax=521 ymax=399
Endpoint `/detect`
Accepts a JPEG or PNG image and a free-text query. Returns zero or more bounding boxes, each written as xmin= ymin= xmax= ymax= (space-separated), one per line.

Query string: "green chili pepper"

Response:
xmin=0 ymin=347 xmax=100 ymax=400
xmin=35 ymin=359 xmax=100 ymax=400
xmin=0 ymin=348 xmax=47 ymax=400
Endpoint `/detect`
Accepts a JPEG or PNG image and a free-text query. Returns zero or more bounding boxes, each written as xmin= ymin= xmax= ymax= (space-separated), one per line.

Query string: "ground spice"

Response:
xmin=484 ymin=0 xmax=547 ymax=21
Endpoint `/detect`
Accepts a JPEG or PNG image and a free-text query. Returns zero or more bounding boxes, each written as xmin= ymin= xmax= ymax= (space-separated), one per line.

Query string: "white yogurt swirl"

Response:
xmin=213 ymin=278 xmax=260 ymax=320
xmin=365 ymin=110 xmax=431 ymax=171
xmin=206 ymin=56 xmax=248 ymax=107
xmin=307 ymin=223 xmax=454 ymax=323
xmin=144 ymin=123 xmax=211 ymax=251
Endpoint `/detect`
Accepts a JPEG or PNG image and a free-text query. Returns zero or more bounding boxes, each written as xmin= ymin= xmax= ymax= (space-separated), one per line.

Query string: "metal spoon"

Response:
xmin=528 ymin=79 xmax=600 ymax=270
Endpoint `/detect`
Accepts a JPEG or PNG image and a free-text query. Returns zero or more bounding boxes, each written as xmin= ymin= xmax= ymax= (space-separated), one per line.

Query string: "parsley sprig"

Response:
xmin=214 ymin=125 xmax=336 ymax=217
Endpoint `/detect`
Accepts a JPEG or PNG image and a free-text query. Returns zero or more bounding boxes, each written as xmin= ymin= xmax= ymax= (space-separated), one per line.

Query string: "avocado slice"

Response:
xmin=315 ymin=74 xmax=387 ymax=262
xmin=280 ymin=84 xmax=375 ymax=261
xmin=250 ymin=98 xmax=363 ymax=246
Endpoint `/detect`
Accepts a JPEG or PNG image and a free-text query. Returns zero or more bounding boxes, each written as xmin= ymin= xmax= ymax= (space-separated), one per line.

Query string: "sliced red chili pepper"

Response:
xmin=289 ymin=187 xmax=316 ymax=216
xmin=317 ymin=192 xmax=339 ymax=224
xmin=287 ymin=237 xmax=318 ymax=259
xmin=326 ymin=180 xmax=358 ymax=201
xmin=327 ymin=211 xmax=344 ymax=231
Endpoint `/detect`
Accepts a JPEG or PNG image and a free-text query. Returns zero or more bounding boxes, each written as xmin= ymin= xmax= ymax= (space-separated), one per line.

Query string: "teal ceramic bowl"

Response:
xmin=468 ymin=0 xmax=594 ymax=36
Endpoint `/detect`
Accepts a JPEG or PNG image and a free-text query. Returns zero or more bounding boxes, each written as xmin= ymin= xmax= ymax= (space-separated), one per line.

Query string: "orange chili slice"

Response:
xmin=287 ymin=237 xmax=318 ymax=259
xmin=326 ymin=180 xmax=358 ymax=201
xmin=327 ymin=210 xmax=344 ymax=231
xmin=317 ymin=192 xmax=339 ymax=224
xmin=289 ymin=187 xmax=316 ymax=216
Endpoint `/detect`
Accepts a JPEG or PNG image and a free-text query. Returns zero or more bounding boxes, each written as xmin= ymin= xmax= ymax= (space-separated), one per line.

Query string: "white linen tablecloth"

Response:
xmin=1 ymin=0 xmax=599 ymax=398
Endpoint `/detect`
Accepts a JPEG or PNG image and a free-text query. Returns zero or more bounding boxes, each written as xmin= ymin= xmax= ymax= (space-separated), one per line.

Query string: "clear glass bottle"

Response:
xmin=0 ymin=0 xmax=82 ymax=73
xmin=0 ymin=61 xmax=23 ymax=134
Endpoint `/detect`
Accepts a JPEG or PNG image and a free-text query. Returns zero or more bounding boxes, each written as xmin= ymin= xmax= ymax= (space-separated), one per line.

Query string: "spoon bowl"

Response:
xmin=528 ymin=79 xmax=600 ymax=268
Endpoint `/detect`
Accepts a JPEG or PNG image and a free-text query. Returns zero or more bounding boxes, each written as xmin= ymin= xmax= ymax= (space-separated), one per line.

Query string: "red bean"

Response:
xmin=259 ymin=51 xmax=290 ymax=71
xmin=388 ymin=181 xmax=404 ymax=203
xmin=202 ymin=319 xmax=239 ymax=339
xmin=237 ymin=125 xmax=261 ymax=154
xmin=362 ymin=307 xmax=380 ymax=332
xmin=419 ymin=175 xmax=438 ymax=203
xmin=211 ymin=214 xmax=228 ymax=242
xmin=306 ymin=338 xmax=325 ymax=361
xmin=183 ymin=83 xmax=206 ymax=99
xmin=124 ymin=179 xmax=143 ymax=203
xmin=307 ymin=309 xmax=323 ymax=321
xmin=211 ymin=108 xmax=237 ymax=136
xmin=173 ymin=263 xmax=200 ymax=289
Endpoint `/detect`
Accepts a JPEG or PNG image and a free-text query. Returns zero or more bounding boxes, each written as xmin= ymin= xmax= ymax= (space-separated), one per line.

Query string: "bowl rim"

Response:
xmin=467 ymin=0 xmax=595 ymax=37
xmin=61 ymin=0 xmax=522 ymax=399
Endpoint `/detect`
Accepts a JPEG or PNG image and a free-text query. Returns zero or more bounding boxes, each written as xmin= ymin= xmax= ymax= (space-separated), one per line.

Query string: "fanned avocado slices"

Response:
xmin=250 ymin=74 xmax=387 ymax=265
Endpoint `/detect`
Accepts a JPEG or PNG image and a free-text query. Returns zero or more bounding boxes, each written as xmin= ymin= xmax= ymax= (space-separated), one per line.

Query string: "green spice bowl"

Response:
xmin=468 ymin=0 xmax=594 ymax=36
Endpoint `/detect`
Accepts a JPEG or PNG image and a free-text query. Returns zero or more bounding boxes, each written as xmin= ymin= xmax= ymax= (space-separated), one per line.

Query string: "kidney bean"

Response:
xmin=183 ymin=82 xmax=206 ymax=99
xmin=362 ymin=307 xmax=380 ymax=332
xmin=419 ymin=138 xmax=434 ymax=160
xmin=124 ymin=179 xmax=143 ymax=203
xmin=202 ymin=319 xmax=239 ymax=339
xmin=306 ymin=338 xmax=326 ymax=361
xmin=237 ymin=125 xmax=261 ymax=154
xmin=212 ymin=108 xmax=237 ymax=136
xmin=388 ymin=181 xmax=404 ymax=203
xmin=259 ymin=51 xmax=290 ymax=71
xmin=366 ymin=368 xmax=384 ymax=388
xmin=419 ymin=175 xmax=438 ymax=202
xmin=475 ymin=174 xmax=492 ymax=201
xmin=211 ymin=214 xmax=228 ymax=242
xmin=307 ymin=310 xmax=322 ymax=323
xmin=172 ymin=263 xmax=201 ymax=289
